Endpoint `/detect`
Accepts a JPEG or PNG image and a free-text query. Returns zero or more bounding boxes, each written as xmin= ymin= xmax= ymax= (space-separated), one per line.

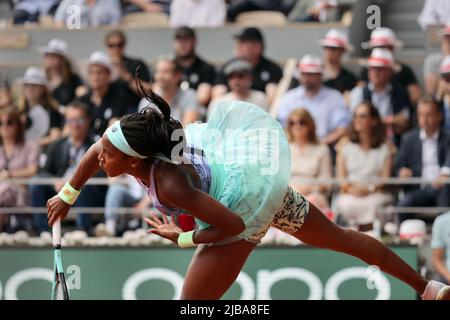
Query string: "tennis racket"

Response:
xmin=51 ymin=218 xmax=69 ymax=300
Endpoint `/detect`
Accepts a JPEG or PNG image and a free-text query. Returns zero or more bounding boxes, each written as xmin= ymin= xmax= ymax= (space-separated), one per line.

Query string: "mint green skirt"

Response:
xmin=185 ymin=101 xmax=291 ymax=244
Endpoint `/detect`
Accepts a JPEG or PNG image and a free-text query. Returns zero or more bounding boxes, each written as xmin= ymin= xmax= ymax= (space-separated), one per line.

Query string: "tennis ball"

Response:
xmin=436 ymin=286 xmax=450 ymax=300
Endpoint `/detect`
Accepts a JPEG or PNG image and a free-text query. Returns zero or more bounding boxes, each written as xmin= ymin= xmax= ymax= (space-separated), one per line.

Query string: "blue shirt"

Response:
xmin=431 ymin=211 xmax=450 ymax=271
xmin=276 ymin=85 xmax=350 ymax=139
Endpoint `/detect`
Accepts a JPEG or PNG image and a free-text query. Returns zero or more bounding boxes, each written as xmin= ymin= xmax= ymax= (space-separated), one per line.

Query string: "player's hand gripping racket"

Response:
xmin=51 ymin=218 xmax=69 ymax=300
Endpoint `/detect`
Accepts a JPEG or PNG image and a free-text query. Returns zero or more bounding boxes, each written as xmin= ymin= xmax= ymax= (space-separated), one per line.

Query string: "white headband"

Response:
xmin=105 ymin=120 xmax=148 ymax=159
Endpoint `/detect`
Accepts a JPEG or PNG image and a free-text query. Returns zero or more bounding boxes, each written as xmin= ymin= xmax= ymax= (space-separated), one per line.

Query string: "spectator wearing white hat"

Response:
xmin=54 ymin=0 xmax=121 ymax=28
xmin=350 ymin=48 xmax=412 ymax=147
xmin=38 ymin=39 xmax=83 ymax=107
xmin=16 ymin=67 xmax=63 ymax=148
xmin=208 ymin=58 xmax=268 ymax=119
xmin=431 ymin=211 xmax=450 ymax=285
xmin=276 ymin=55 xmax=349 ymax=146
xmin=104 ymin=29 xmax=151 ymax=113
xmin=78 ymin=51 xmax=128 ymax=141
xmin=319 ymin=29 xmax=356 ymax=95
xmin=361 ymin=27 xmax=421 ymax=106
xmin=424 ymin=25 xmax=450 ymax=97
xmin=437 ymin=56 xmax=450 ymax=131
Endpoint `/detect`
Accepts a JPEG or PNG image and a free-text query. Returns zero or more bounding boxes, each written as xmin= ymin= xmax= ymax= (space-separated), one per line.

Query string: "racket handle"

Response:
xmin=53 ymin=218 xmax=61 ymax=247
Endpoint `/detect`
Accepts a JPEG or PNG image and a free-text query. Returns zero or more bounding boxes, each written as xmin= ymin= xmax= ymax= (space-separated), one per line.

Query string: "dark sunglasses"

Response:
xmin=0 ymin=119 xmax=14 ymax=127
xmin=288 ymin=119 xmax=307 ymax=126
xmin=66 ymin=118 xmax=87 ymax=126
xmin=355 ymin=113 xmax=370 ymax=119
xmin=107 ymin=43 xmax=124 ymax=49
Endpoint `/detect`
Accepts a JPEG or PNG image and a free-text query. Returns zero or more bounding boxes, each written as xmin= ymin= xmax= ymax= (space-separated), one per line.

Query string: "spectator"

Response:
xmin=319 ymin=29 xmax=356 ymax=95
xmin=0 ymin=107 xmax=39 ymax=232
xmin=30 ymin=101 xmax=107 ymax=234
xmin=286 ymin=108 xmax=332 ymax=210
xmin=288 ymin=0 xmax=345 ymax=23
xmin=227 ymin=0 xmax=292 ymax=22
xmin=38 ymin=38 xmax=83 ymax=107
xmin=431 ymin=210 xmax=450 ymax=285
xmin=104 ymin=29 xmax=151 ymax=113
xmin=138 ymin=56 xmax=199 ymax=126
xmin=335 ymin=101 xmax=395 ymax=232
xmin=54 ymin=0 xmax=121 ymax=28
xmin=424 ymin=25 xmax=450 ymax=96
xmin=212 ymin=27 xmax=283 ymax=106
xmin=16 ymin=67 xmax=63 ymax=147
xmin=13 ymin=0 xmax=59 ymax=25
xmin=361 ymin=28 xmax=421 ymax=106
xmin=276 ymin=55 xmax=349 ymax=146
xmin=418 ymin=0 xmax=450 ymax=31
xmin=0 ymin=69 xmax=12 ymax=109
xmin=208 ymin=58 xmax=268 ymax=118
xmin=170 ymin=0 xmax=226 ymax=28
xmin=78 ymin=51 xmax=128 ymax=141
xmin=104 ymin=174 xmax=150 ymax=236
xmin=350 ymin=48 xmax=412 ymax=147
xmin=395 ymin=96 xmax=450 ymax=223
xmin=121 ymin=0 xmax=171 ymax=15
xmin=173 ymin=26 xmax=216 ymax=107
xmin=437 ymin=56 xmax=450 ymax=131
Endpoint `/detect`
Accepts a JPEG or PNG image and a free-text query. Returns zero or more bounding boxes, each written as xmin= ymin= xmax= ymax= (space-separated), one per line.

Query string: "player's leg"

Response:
xmin=292 ymin=202 xmax=429 ymax=294
xmin=271 ymin=187 xmax=429 ymax=295
xmin=180 ymin=239 xmax=256 ymax=299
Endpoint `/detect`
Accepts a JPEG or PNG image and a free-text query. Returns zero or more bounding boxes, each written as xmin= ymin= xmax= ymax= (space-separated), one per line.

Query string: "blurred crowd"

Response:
xmin=1 ymin=0 xmax=450 ymax=284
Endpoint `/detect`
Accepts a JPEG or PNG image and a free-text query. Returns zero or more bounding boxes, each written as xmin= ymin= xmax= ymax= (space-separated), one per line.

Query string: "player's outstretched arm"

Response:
xmin=47 ymin=140 xmax=103 ymax=226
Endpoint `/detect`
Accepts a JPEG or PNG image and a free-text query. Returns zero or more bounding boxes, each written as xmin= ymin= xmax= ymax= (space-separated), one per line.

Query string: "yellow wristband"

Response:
xmin=57 ymin=182 xmax=80 ymax=205
xmin=177 ymin=230 xmax=196 ymax=248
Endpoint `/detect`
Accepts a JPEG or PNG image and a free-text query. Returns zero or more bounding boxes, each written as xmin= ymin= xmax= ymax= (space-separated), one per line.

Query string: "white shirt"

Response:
xmin=420 ymin=129 xmax=440 ymax=182
xmin=418 ymin=0 xmax=450 ymax=31
xmin=169 ymin=0 xmax=226 ymax=28
xmin=276 ymin=85 xmax=349 ymax=139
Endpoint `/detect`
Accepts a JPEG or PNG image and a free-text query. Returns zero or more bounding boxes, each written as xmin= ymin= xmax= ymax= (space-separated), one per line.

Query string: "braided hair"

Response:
xmin=120 ymin=67 xmax=185 ymax=160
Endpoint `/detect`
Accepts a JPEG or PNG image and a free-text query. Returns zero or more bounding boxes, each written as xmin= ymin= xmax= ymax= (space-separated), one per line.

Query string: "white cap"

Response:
xmin=365 ymin=27 xmax=403 ymax=49
xmin=363 ymin=48 xmax=400 ymax=71
xmin=319 ymin=29 xmax=353 ymax=51
xmin=18 ymin=67 xmax=48 ymax=87
xmin=298 ymin=55 xmax=323 ymax=74
xmin=38 ymin=38 xmax=69 ymax=59
xmin=88 ymin=51 xmax=113 ymax=72
xmin=440 ymin=55 xmax=450 ymax=75
xmin=399 ymin=219 xmax=427 ymax=245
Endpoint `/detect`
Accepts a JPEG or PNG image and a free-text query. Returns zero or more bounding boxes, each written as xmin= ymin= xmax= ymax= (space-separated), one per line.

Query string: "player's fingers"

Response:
xmin=144 ymin=217 xmax=159 ymax=228
xmin=161 ymin=212 xmax=169 ymax=224
xmin=150 ymin=212 xmax=163 ymax=225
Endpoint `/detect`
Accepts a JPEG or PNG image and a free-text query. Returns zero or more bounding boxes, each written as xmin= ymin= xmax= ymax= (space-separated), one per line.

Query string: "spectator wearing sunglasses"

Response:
xmin=0 ymin=107 xmax=39 ymax=233
xmin=104 ymin=30 xmax=151 ymax=113
xmin=286 ymin=108 xmax=332 ymax=211
xmin=207 ymin=58 xmax=268 ymax=119
xmin=30 ymin=101 xmax=107 ymax=235
xmin=38 ymin=39 xmax=83 ymax=107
